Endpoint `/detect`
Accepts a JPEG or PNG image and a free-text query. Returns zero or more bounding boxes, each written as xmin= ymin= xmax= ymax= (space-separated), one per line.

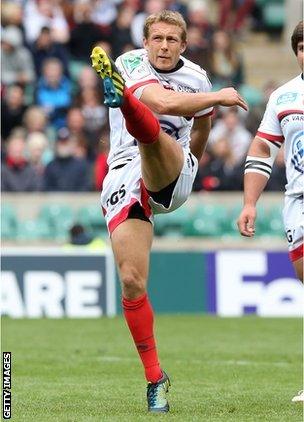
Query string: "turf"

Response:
xmin=1 ymin=316 xmax=303 ymax=421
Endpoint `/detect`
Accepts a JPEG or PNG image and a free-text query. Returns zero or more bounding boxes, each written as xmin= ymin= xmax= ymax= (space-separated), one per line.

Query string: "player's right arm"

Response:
xmin=237 ymin=136 xmax=271 ymax=237
xmin=140 ymin=84 xmax=248 ymax=115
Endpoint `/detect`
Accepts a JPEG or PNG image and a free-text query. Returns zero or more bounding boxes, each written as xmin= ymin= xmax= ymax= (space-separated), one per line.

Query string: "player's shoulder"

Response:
xmin=180 ymin=55 xmax=210 ymax=82
xmin=116 ymin=49 xmax=151 ymax=80
xmin=268 ymin=74 xmax=302 ymax=104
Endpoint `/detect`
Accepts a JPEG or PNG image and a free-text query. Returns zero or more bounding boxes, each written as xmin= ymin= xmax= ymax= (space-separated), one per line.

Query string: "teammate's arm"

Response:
xmin=190 ymin=116 xmax=212 ymax=161
xmin=237 ymin=136 xmax=279 ymax=237
xmin=140 ymin=83 xmax=248 ymax=115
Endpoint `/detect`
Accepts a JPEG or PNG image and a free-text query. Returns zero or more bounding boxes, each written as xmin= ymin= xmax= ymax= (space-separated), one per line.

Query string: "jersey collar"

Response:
xmin=152 ymin=58 xmax=184 ymax=74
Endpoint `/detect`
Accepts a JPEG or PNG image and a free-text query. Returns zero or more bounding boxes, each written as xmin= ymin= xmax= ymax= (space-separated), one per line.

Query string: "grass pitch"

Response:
xmin=2 ymin=316 xmax=303 ymax=421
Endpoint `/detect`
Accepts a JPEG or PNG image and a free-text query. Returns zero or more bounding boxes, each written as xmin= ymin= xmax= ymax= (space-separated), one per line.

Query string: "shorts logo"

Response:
xmin=106 ymin=184 xmax=126 ymax=207
xmin=277 ymin=92 xmax=297 ymax=105
xmin=291 ymin=131 xmax=303 ymax=174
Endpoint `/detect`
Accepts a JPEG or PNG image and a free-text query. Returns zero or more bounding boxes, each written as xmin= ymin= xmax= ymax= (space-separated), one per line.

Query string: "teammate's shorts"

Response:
xmin=283 ymin=195 xmax=303 ymax=262
xmin=100 ymin=148 xmax=198 ymax=235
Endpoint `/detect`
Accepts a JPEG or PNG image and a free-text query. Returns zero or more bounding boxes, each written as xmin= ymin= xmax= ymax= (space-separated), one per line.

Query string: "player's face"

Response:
xmin=143 ymin=22 xmax=186 ymax=71
xmin=297 ymin=41 xmax=304 ymax=71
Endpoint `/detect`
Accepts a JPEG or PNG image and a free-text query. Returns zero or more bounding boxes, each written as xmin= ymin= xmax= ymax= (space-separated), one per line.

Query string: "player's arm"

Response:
xmin=237 ymin=135 xmax=280 ymax=237
xmin=190 ymin=116 xmax=212 ymax=161
xmin=139 ymin=83 xmax=248 ymax=115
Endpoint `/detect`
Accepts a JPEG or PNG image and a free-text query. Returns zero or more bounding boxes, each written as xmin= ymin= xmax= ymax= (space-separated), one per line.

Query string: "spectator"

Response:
xmin=36 ymin=57 xmax=72 ymax=130
xmin=110 ymin=5 xmax=135 ymax=58
xmin=77 ymin=65 xmax=99 ymax=91
xmin=1 ymin=26 xmax=35 ymax=88
xmin=1 ymin=134 xmax=42 ymax=192
xmin=23 ymin=105 xmax=56 ymax=142
xmin=164 ymin=0 xmax=188 ymax=15
xmin=23 ymin=0 xmax=69 ymax=45
xmin=1 ymin=84 xmax=27 ymax=140
xmin=130 ymin=0 xmax=165 ymax=48
xmin=218 ymin=0 xmax=255 ymax=34
xmin=66 ymin=107 xmax=92 ymax=159
xmin=209 ymin=108 xmax=252 ymax=164
xmin=1 ymin=2 xmax=23 ymax=28
xmin=91 ymin=0 xmax=118 ymax=27
xmin=26 ymin=132 xmax=50 ymax=189
xmin=209 ymin=30 xmax=244 ymax=88
xmin=44 ymin=127 xmax=91 ymax=191
xmin=245 ymin=80 xmax=279 ymax=134
xmin=31 ymin=26 xmax=69 ymax=78
xmin=76 ymin=87 xmax=108 ymax=150
xmin=193 ymin=138 xmax=244 ymax=191
xmin=187 ymin=0 xmax=214 ymax=43
xmin=69 ymin=1 xmax=107 ymax=63
xmin=64 ymin=224 xmax=107 ymax=249
xmin=183 ymin=25 xmax=211 ymax=72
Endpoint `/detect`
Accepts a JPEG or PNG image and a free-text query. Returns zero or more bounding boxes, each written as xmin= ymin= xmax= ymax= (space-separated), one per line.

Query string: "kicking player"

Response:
xmin=91 ymin=10 xmax=247 ymax=413
xmin=237 ymin=21 xmax=303 ymax=403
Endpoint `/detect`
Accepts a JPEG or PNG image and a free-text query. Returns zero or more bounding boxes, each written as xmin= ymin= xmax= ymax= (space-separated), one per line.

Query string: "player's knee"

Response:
xmin=120 ymin=265 xmax=146 ymax=298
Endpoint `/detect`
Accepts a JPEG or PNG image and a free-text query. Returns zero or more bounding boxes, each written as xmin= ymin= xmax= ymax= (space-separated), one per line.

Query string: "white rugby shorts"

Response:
xmin=100 ymin=148 xmax=198 ymax=234
xmin=283 ymin=195 xmax=303 ymax=262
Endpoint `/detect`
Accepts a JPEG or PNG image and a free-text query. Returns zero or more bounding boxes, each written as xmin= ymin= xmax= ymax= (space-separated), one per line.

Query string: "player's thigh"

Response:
xmin=111 ymin=218 xmax=153 ymax=283
xmin=292 ymin=257 xmax=303 ymax=282
xmin=139 ymin=130 xmax=184 ymax=191
xmin=283 ymin=195 xmax=303 ymax=281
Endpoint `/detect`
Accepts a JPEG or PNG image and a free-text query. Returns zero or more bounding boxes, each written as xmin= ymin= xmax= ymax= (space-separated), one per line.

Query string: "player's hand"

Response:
xmin=216 ymin=87 xmax=248 ymax=111
xmin=237 ymin=205 xmax=256 ymax=237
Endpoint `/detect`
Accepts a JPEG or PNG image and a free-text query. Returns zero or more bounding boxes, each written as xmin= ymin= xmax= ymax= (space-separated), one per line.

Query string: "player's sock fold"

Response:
xmin=121 ymin=87 xmax=160 ymax=145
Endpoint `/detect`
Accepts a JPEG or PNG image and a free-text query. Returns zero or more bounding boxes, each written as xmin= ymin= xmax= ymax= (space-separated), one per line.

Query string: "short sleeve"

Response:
xmin=116 ymin=52 xmax=159 ymax=99
xmin=194 ymin=73 xmax=214 ymax=118
xmin=257 ymin=93 xmax=284 ymax=142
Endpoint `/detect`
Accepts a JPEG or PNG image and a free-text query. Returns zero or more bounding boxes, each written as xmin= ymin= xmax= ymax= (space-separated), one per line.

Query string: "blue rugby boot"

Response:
xmin=147 ymin=370 xmax=171 ymax=413
xmin=90 ymin=46 xmax=125 ymax=108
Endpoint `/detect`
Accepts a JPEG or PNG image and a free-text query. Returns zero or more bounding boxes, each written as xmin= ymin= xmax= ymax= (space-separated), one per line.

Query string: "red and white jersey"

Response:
xmin=107 ymin=48 xmax=213 ymax=168
xmin=257 ymin=74 xmax=304 ymax=197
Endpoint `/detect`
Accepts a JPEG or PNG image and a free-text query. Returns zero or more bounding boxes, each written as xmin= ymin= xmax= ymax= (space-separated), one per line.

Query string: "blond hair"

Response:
xmin=144 ymin=10 xmax=187 ymax=43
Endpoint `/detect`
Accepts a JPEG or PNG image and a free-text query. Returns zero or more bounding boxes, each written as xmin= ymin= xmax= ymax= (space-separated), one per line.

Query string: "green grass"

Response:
xmin=1 ymin=316 xmax=303 ymax=421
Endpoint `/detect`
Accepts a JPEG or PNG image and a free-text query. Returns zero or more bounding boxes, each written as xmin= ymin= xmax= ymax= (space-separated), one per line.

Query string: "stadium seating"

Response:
xmin=184 ymin=204 xmax=226 ymax=237
xmin=1 ymin=200 xmax=287 ymax=242
xmin=154 ymin=207 xmax=190 ymax=238
xmin=1 ymin=204 xmax=18 ymax=240
xmin=76 ymin=205 xmax=108 ymax=238
xmin=262 ymin=2 xmax=285 ymax=30
xmin=38 ymin=204 xmax=74 ymax=240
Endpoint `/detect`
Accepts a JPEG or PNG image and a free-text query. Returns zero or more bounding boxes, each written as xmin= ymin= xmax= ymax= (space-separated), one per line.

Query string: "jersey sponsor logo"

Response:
xmin=121 ymin=54 xmax=149 ymax=79
xmin=277 ymin=92 xmax=297 ymax=105
xmin=291 ymin=131 xmax=304 ymax=174
xmin=106 ymin=184 xmax=127 ymax=207
xmin=166 ymin=81 xmax=199 ymax=93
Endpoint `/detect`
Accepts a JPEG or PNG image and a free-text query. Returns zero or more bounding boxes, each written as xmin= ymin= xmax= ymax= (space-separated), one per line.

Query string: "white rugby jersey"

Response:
xmin=107 ymin=48 xmax=213 ymax=167
xmin=257 ymin=74 xmax=303 ymax=197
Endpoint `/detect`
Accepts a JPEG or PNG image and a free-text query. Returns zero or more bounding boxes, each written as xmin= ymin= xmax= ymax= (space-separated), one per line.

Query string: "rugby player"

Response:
xmin=91 ymin=10 xmax=247 ymax=412
xmin=237 ymin=21 xmax=303 ymax=403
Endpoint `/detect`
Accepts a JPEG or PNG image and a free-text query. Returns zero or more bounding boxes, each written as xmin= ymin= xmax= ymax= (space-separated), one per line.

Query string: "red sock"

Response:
xmin=122 ymin=293 xmax=162 ymax=383
xmin=120 ymin=87 xmax=160 ymax=145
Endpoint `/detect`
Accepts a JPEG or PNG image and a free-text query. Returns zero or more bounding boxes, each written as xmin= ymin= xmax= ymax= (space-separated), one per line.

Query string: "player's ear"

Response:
xmin=180 ymin=41 xmax=187 ymax=54
xmin=143 ymin=38 xmax=148 ymax=50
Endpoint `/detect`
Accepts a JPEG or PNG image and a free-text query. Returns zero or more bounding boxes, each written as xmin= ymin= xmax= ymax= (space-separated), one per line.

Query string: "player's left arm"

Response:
xmin=190 ymin=116 xmax=212 ymax=161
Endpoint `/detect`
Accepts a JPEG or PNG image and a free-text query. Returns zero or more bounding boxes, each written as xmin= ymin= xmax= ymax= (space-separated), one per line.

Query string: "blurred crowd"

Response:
xmin=1 ymin=0 xmax=286 ymax=192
